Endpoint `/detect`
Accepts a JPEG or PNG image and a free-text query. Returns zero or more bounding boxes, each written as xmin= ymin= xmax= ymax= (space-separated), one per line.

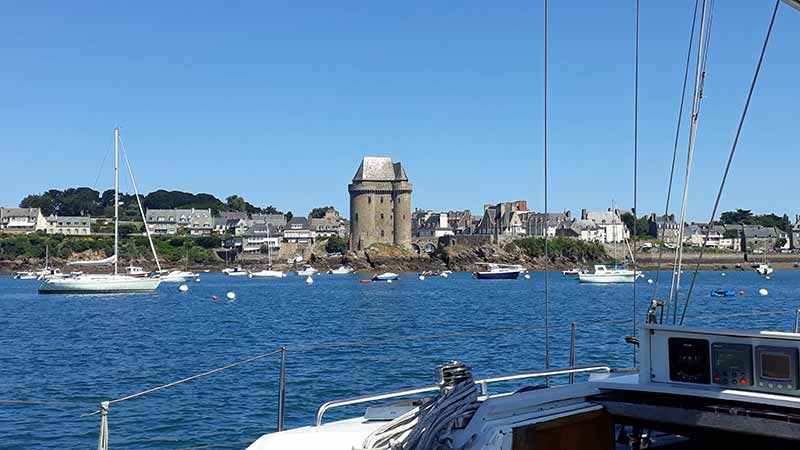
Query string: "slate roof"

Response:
xmin=352 ymin=156 xmax=406 ymax=182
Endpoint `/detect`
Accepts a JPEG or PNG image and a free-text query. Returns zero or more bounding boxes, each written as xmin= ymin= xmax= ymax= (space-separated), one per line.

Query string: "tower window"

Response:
xmin=381 ymin=229 xmax=385 ymax=237
xmin=355 ymin=213 xmax=358 ymax=222
xmin=380 ymin=197 xmax=384 ymax=204
xmin=381 ymin=213 xmax=384 ymax=220
xmin=368 ymin=196 xmax=371 ymax=204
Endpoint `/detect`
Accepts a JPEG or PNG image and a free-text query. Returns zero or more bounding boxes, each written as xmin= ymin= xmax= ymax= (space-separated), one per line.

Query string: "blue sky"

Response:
xmin=1 ymin=1 xmax=798 ymax=220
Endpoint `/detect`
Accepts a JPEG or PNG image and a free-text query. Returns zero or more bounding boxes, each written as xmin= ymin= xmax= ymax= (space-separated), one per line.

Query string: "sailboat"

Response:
xmin=755 ymin=240 xmax=774 ymax=275
xmin=578 ymin=206 xmax=638 ymax=284
xmin=250 ymin=226 xmax=284 ymax=278
xmin=38 ymin=128 xmax=161 ymax=294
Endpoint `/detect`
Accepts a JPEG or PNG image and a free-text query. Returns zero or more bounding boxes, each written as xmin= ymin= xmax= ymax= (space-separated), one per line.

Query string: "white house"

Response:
xmin=584 ymin=209 xmax=629 ymax=243
xmin=0 ymin=207 xmax=47 ymax=234
xmin=46 ymin=215 xmax=91 ymax=236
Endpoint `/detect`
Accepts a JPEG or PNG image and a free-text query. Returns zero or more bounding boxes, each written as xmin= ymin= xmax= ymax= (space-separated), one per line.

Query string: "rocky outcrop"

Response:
xmin=439 ymin=244 xmax=528 ymax=272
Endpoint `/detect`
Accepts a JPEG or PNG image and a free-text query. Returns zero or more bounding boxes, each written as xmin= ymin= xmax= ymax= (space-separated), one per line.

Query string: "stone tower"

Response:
xmin=348 ymin=156 xmax=413 ymax=251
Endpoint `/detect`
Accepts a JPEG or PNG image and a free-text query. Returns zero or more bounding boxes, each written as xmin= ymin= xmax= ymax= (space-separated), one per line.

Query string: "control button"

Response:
xmin=778 ymin=384 xmax=784 ymax=389
xmin=769 ymin=383 xmax=774 ymax=388
xmin=732 ymin=380 xmax=738 ymax=385
xmin=713 ymin=375 xmax=721 ymax=383
xmin=740 ymin=378 xmax=748 ymax=386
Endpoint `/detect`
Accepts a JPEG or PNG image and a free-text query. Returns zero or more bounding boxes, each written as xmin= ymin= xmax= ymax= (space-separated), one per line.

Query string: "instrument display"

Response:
xmin=668 ymin=337 xmax=710 ymax=384
xmin=711 ymin=343 xmax=753 ymax=388
xmin=755 ymin=346 xmax=798 ymax=392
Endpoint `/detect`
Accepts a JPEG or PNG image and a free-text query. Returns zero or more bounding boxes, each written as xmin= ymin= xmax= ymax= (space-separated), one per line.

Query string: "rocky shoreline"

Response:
xmin=2 ymin=242 xmax=797 ymax=275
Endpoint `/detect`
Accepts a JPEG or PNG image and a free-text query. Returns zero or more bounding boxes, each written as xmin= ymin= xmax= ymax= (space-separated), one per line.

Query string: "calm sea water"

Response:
xmin=1 ymin=270 xmax=798 ymax=449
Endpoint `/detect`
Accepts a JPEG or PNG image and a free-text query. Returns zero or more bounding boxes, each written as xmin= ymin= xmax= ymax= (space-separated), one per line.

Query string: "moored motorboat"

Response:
xmin=371 ymin=272 xmax=399 ymax=282
xmin=755 ymin=263 xmax=773 ymax=276
xmin=473 ymin=263 xmax=523 ymax=280
xmin=224 ymin=267 xmax=249 ymax=276
xmin=561 ymin=268 xmax=583 ymax=275
xmin=578 ymin=265 xmax=636 ymax=284
xmin=328 ymin=266 xmax=355 ymax=275
xmin=710 ymin=289 xmax=737 ymax=297
xmin=297 ymin=265 xmax=319 ymax=276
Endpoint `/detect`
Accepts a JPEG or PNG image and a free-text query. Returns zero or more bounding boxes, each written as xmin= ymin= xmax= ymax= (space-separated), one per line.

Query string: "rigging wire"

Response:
xmin=669 ymin=0 xmax=710 ymax=325
xmin=631 ymin=0 xmax=640 ymax=367
xmin=654 ymin=0 xmax=700 ymax=324
xmin=679 ymin=0 xmax=781 ymax=325
xmin=543 ymin=0 xmax=551 ymax=378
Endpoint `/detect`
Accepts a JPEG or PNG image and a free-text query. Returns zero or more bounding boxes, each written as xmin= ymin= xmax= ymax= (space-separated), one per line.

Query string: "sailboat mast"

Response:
xmin=671 ymin=0 xmax=708 ymax=324
xmin=114 ymin=127 xmax=120 ymax=276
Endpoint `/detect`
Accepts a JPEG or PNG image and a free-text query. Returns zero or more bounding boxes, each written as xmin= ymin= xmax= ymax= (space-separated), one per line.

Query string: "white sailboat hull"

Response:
xmin=250 ymin=270 xmax=284 ymax=278
xmin=38 ymin=275 xmax=161 ymax=294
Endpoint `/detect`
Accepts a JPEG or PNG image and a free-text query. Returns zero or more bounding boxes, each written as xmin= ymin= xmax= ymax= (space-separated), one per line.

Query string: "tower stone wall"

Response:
xmin=348 ymin=157 xmax=412 ymax=251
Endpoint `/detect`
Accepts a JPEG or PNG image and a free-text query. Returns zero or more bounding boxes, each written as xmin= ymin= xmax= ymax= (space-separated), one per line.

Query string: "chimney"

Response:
xmin=581 ymin=209 xmax=588 ymax=220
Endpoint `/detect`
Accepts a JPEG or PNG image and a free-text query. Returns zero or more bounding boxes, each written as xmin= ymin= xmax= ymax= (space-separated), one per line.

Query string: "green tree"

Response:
xmin=720 ymin=209 xmax=754 ymax=225
xmin=310 ymin=206 xmax=335 ymax=219
xmin=226 ymin=195 xmax=247 ymax=212
xmin=325 ymin=236 xmax=347 ymax=254
xmin=620 ymin=212 xmax=649 ymax=238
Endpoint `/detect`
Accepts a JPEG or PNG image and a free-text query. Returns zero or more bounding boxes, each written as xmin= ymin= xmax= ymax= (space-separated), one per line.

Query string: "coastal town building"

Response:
xmin=145 ymin=208 xmax=213 ymax=236
xmin=740 ymin=224 xmax=789 ymax=252
xmin=46 ymin=215 xmax=91 ymax=235
xmin=251 ymin=213 xmax=287 ymax=230
xmin=648 ymin=213 xmax=680 ymax=244
xmin=283 ymin=216 xmax=314 ymax=244
xmin=242 ymin=223 xmax=281 ymax=253
xmin=582 ymin=209 xmax=628 ymax=243
xmin=413 ymin=211 xmax=456 ymax=238
xmin=527 ymin=211 xmax=572 ymax=238
xmin=554 ymin=219 xmax=606 ymax=243
xmin=348 ymin=156 xmax=412 ymax=251
xmin=474 ymin=200 xmax=530 ymax=241
xmin=0 ymin=207 xmax=47 ymax=234
xmin=308 ymin=208 xmax=347 ymax=238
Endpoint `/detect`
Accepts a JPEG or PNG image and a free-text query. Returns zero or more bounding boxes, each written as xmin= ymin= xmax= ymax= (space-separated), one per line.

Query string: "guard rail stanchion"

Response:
xmin=277 ymin=347 xmax=287 ymax=432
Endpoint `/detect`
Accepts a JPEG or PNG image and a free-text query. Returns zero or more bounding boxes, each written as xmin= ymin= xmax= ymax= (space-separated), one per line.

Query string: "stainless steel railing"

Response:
xmin=315 ymin=364 xmax=611 ymax=426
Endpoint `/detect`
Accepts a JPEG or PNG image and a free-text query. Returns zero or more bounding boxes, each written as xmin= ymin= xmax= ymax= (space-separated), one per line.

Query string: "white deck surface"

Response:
xmin=246 ymin=417 xmax=383 ymax=450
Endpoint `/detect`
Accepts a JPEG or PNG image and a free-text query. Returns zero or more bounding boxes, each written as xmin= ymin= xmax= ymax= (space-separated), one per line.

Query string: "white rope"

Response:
xmin=360 ymin=377 xmax=478 ymax=450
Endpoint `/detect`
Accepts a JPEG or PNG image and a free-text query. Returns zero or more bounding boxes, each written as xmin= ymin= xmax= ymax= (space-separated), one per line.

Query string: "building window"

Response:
xmin=368 ymin=196 xmax=371 ymax=204
xmin=355 ymin=213 xmax=358 ymax=222
xmin=381 ymin=229 xmax=384 ymax=237
xmin=380 ymin=197 xmax=384 ymax=204
xmin=380 ymin=213 xmax=384 ymax=220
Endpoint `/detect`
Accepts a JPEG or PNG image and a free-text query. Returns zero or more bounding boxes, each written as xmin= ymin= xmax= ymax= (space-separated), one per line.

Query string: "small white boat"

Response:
xmin=37 ymin=268 xmax=69 ymax=281
xmin=755 ymin=263 xmax=773 ymax=276
xmin=561 ymin=268 xmax=583 ymax=275
xmin=224 ymin=267 xmax=249 ymax=276
xmin=473 ymin=263 xmax=524 ymax=280
xmin=250 ymin=269 xmax=284 ymax=278
xmin=578 ymin=265 xmax=636 ymax=284
xmin=372 ymin=272 xmax=399 ymax=281
xmin=14 ymin=271 xmax=38 ymax=280
xmin=328 ymin=266 xmax=354 ymax=275
xmin=297 ymin=265 xmax=318 ymax=276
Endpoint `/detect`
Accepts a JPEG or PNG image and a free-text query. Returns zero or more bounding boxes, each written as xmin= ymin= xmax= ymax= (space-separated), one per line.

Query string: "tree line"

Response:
xmin=18 ymin=188 xmax=283 ymax=219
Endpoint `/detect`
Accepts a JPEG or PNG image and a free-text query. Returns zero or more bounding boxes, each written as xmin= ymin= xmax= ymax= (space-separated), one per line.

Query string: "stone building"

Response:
xmin=348 ymin=156 xmax=413 ymax=251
